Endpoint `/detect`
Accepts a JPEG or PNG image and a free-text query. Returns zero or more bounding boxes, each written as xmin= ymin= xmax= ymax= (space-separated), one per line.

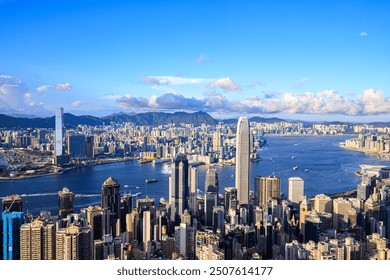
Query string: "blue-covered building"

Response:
xmin=2 ymin=212 xmax=23 ymax=260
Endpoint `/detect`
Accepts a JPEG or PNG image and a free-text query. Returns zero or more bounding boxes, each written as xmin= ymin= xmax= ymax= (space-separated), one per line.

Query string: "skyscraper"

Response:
xmin=235 ymin=117 xmax=250 ymax=206
xmin=67 ymin=134 xmax=86 ymax=158
xmin=58 ymin=187 xmax=74 ymax=219
xmin=55 ymin=223 xmax=93 ymax=260
xmin=204 ymin=168 xmax=219 ymax=226
xmin=20 ymin=218 xmax=56 ymax=260
xmin=169 ymin=153 xmax=189 ymax=225
xmin=2 ymin=212 xmax=23 ymax=260
xmin=55 ymin=107 xmax=64 ymax=156
xmin=188 ymin=167 xmax=198 ymax=214
xmin=288 ymin=177 xmax=304 ymax=205
xmin=101 ymin=176 xmax=121 ymax=236
xmin=254 ymin=176 xmax=281 ymax=207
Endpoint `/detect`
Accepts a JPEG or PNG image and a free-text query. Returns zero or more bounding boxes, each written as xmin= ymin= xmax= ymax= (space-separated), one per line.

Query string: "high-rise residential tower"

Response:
xmin=55 ymin=107 xmax=64 ymax=156
xmin=169 ymin=153 xmax=189 ymax=225
xmin=235 ymin=117 xmax=250 ymax=206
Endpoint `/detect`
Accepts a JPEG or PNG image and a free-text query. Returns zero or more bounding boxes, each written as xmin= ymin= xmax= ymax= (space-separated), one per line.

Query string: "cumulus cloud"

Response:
xmin=55 ymin=82 xmax=72 ymax=91
xmin=115 ymin=89 xmax=390 ymax=116
xmin=36 ymin=85 xmax=51 ymax=93
xmin=0 ymin=75 xmax=46 ymax=113
xmin=360 ymin=32 xmax=368 ymax=37
xmin=208 ymin=77 xmax=241 ymax=92
xmin=142 ymin=76 xmax=211 ymax=86
xmin=196 ymin=54 xmax=210 ymax=64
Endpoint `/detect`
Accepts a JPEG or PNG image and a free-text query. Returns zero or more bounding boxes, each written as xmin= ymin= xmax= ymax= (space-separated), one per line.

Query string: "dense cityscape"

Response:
xmin=1 ymin=108 xmax=390 ymax=260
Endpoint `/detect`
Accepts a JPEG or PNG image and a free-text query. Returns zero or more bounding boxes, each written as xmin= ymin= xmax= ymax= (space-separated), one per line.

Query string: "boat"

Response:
xmin=304 ymin=169 xmax=309 ymax=172
xmin=75 ymin=194 xmax=83 ymax=198
xmin=145 ymin=179 xmax=158 ymax=183
xmin=139 ymin=159 xmax=152 ymax=164
xmin=20 ymin=194 xmax=27 ymax=197
xmin=293 ymin=166 xmax=299 ymax=170
xmin=292 ymin=156 xmax=295 ymax=159
xmin=152 ymin=158 xmax=170 ymax=164
xmin=124 ymin=185 xmax=129 ymax=188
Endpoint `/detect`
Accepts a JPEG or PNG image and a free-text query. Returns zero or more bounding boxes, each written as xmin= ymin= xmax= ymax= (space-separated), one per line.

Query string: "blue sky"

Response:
xmin=0 ymin=0 xmax=389 ymax=121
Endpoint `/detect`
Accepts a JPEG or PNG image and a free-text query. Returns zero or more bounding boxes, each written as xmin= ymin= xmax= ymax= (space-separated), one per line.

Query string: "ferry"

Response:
xmin=145 ymin=179 xmax=158 ymax=183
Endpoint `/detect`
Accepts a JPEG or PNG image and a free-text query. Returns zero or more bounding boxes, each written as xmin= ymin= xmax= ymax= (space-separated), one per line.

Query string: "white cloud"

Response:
xmin=115 ymin=89 xmax=390 ymax=116
xmin=142 ymin=76 xmax=212 ymax=86
xmin=360 ymin=32 xmax=368 ymax=37
xmin=0 ymin=75 xmax=46 ymax=114
xmin=71 ymin=100 xmax=84 ymax=108
xmin=36 ymin=85 xmax=51 ymax=93
xmin=196 ymin=54 xmax=209 ymax=64
xmin=55 ymin=82 xmax=72 ymax=91
xmin=293 ymin=77 xmax=310 ymax=89
xmin=208 ymin=77 xmax=241 ymax=92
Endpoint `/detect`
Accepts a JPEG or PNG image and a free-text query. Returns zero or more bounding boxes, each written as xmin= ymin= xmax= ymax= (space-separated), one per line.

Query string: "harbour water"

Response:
xmin=0 ymin=135 xmax=387 ymax=214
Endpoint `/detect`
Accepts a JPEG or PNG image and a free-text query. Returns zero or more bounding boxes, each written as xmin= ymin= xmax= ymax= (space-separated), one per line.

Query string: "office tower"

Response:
xmin=58 ymin=187 xmax=74 ymax=219
xmin=55 ymin=107 xmax=64 ymax=156
xmin=2 ymin=195 xmax=22 ymax=212
xmin=67 ymin=134 xmax=86 ymax=158
xmin=120 ymin=193 xmax=133 ymax=233
xmin=288 ymin=177 xmax=304 ymax=205
xmin=169 ymin=153 xmax=189 ymax=225
xmin=224 ymin=187 xmax=237 ymax=211
xmin=20 ymin=219 xmax=56 ymax=260
xmin=204 ymin=168 xmax=219 ymax=227
xmin=254 ymin=176 xmax=281 ymax=207
xmin=213 ymin=131 xmax=221 ymax=152
xmin=56 ymin=223 xmax=93 ymax=260
xmin=299 ymin=197 xmax=311 ymax=239
xmin=235 ymin=116 xmax=250 ymax=206
xmin=86 ymin=135 xmax=95 ymax=159
xmin=212 ymin=206 xmax=224 ymax=233
xmin=188 ymin=167 xmax=198 ymax=214
xmin=142 ymin=210 xmax=151 ymax=248
xmin=2 ymin=212 xmax=23 ymax=260
xmin=126 ymin=209 xmax=140 ymax=242
xmin=313 ymin=194 xmax=333 ymax=214
xmin=101 ymin=176 xmax=121 ymax=235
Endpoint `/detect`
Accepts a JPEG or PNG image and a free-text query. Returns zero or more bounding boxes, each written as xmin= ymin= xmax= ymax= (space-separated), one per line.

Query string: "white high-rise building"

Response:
xmin=235 ymin=117 xmax=250 ymax=205
xmin=55 ymin=107 xmax=64 ymax=156
xmin=288 ymin=177 xmax=304 ymax=204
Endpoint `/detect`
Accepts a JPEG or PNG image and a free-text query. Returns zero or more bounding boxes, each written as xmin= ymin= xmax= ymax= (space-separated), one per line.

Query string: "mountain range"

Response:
xmin=0 ymin=111 xmax=288 ymax=129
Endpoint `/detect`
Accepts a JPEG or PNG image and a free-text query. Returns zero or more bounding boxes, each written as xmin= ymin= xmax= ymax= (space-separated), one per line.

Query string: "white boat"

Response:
xmin=293 ymin=166 xmax=299 ymax=170
xmin=292 ymin=156 xmax=295 ymax=159
xmin=304 ymin=169 xmax=309 ymax=172
xmin=153 ymin=158 xmax=170 ymax=164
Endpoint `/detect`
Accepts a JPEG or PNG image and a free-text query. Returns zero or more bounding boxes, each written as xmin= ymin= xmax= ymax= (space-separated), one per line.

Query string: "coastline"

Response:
xmin=0 ymin=157 xmax=136 ymax=181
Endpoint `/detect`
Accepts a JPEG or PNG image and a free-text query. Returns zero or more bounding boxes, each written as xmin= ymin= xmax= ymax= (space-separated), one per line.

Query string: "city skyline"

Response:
xmin=0 ymin=1 xmax=389 ymax=122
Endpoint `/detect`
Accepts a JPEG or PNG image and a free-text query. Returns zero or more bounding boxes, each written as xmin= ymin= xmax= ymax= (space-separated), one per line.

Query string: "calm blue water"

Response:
xmin=0 ymin=135 xmax=387 ymax=214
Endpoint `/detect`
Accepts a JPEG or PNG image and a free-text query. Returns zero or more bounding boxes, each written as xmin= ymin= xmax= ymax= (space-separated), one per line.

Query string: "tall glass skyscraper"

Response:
xmin=235 ymin=116 xmax=250 ymax=206
xmin=55 ymin=107 xmax=64 ymax=156
xmin=169 ymin=153 xmax=189 ymax=225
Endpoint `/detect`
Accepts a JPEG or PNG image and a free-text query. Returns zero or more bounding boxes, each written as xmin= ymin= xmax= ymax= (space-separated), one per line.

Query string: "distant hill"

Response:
xmin=0 ymin=111 xmax=308 ymax=129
